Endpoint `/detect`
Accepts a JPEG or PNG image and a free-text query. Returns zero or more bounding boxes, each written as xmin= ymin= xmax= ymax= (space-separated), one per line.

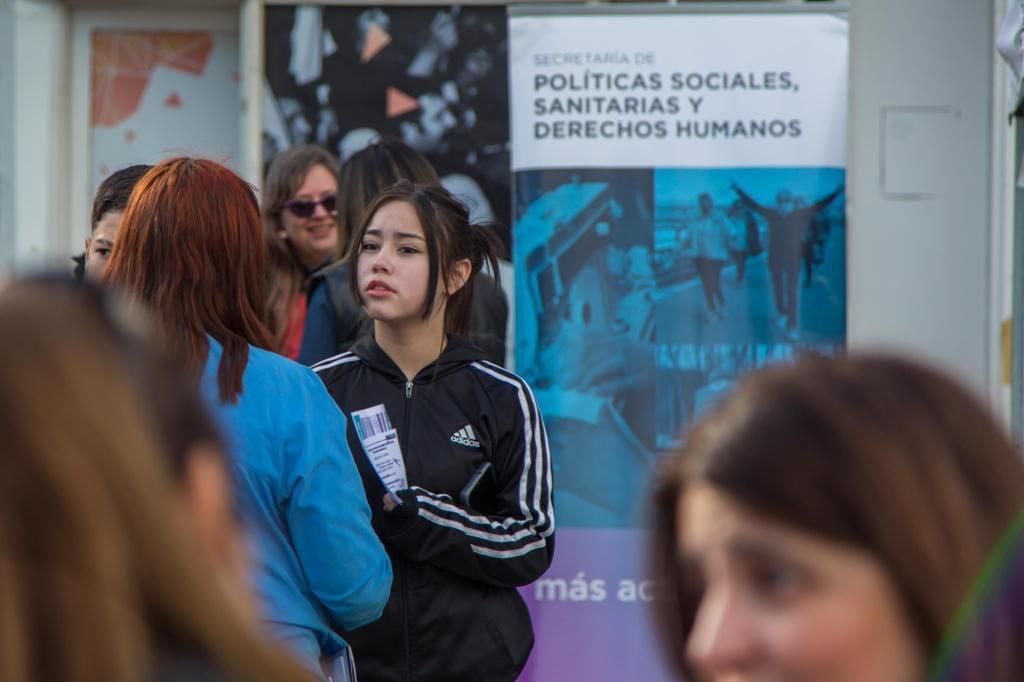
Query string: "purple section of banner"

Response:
xmin=518 ymin=528 xmax=675 ymax=681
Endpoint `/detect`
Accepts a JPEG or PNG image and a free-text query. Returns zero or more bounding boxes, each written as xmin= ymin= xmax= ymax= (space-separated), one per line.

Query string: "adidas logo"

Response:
xmin=450 ymin=424 xmax=480 ymax=448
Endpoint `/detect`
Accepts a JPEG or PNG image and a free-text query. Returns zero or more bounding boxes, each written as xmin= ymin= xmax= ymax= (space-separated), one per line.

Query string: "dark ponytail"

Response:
xmin=445 ymin=216 xmax=503 ymax=337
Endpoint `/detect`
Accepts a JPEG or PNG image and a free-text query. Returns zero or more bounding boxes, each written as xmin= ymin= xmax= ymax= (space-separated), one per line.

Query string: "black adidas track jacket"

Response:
xmin=313 ymin=336 xmax=555 ymax=682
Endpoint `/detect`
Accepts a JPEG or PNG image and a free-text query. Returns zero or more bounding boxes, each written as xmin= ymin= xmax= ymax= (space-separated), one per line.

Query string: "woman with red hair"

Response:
xmin=104 ymin=157 xmax=392 ymax=681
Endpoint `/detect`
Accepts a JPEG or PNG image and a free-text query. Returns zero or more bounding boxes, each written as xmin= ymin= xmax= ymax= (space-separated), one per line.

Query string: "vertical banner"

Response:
xmin=510 ymin=11 xmax=848 ymax=680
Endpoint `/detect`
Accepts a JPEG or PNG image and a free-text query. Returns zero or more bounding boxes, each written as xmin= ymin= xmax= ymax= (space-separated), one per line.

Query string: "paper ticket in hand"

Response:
xmin=352 ymin=404 xmax=408 ymax=505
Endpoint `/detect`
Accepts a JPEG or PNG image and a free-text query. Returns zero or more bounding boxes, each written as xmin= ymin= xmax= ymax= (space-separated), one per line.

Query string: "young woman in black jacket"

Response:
xmin=313 ymin=181 xmax=554 ymax=681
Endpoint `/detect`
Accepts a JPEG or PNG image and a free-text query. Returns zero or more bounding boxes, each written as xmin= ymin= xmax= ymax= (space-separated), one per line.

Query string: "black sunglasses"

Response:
xmin=283 ymin=194 xmax=337 ymax=219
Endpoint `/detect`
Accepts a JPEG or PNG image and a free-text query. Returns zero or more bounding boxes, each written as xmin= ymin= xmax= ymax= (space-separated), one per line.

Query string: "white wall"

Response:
xmin=3 ymin=0 xmax=70 ymax=275
xmin=239 ymin=0 xmax=263 ymax=188
xmin=0 ymin=1 xmax=14 ymax=274
xmin=2 ymin=1 xmax=244 ymax=278
xmin=848 ymin=0 xmax=999 ymax=400
xmin=0 ymin=1 xmax=11 ymax=274
xmin=992 ymin=0 xmax=1016 ymax=425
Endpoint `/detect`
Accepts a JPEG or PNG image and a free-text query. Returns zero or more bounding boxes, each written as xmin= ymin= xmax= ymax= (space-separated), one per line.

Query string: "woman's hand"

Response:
xmin=381 ymin=489 xmax=418 ymax=518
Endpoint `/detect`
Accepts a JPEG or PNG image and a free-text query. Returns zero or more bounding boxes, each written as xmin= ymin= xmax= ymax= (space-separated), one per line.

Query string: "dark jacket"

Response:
xmin=312 ymin=336 xmax=555 ymax=682
xmin=298 ymin=263 xmax=509 ymax=367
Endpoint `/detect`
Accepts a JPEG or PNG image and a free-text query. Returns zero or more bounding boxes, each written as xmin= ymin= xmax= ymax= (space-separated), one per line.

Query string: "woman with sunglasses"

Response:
xmin=263 ymin=145 xmax=342 ymax=359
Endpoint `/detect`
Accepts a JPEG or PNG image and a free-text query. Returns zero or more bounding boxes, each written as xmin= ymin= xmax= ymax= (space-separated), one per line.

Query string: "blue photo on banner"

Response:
xmin=514 ymin=167 xmax=846 ymax=528
xmin=514 ymin=169 xmax=657 ymax=528
xmin=654 ymin=167 xmax=846 ymax=453
xmin=653 ymin=342 xmax=844 ymax=454
xmin=654 ymin=167 xmax=846 ymax=345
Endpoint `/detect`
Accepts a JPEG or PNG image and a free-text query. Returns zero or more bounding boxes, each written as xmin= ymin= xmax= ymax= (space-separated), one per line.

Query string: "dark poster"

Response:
xmin=264 ymin=5 xmax=511 ymax=241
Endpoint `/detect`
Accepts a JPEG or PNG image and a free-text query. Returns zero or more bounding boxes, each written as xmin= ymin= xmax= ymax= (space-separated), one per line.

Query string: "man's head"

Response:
xmin=775 ymin=189 xmax=795 ymax=213
xmin=86 ymin=165 xmax=152 ymax=277
xmin=698 ymin=193 xmax=714 ymax=215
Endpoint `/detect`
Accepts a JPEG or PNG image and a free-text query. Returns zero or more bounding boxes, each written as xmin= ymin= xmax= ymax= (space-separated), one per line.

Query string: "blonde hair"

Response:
xmin=0 ymin=282 xmax=311 ymax=682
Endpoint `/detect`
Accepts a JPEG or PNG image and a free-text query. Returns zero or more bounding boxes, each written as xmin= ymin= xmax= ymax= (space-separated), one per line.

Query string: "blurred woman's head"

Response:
xmin=104 ymin=157 xmax=273 ymax=403
xmin=0 ymin=280 xmax=309 ymax=682
xmin=262 ymin=145 xmax=341 ymax=271
xmin=336 ymin=138 xmax=441 ymax=259
xmin=652 ymin=354 xmax=1024 ymax=682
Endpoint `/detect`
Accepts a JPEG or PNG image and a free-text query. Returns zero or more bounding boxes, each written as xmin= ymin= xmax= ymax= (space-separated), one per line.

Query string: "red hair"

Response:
xmin=104 ymin=158 xmax=273 ymax=402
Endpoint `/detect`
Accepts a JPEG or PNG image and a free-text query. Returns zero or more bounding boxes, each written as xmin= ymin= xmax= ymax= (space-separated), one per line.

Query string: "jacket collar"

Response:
xmin=351 ymin=334 xmax=484 ymax=384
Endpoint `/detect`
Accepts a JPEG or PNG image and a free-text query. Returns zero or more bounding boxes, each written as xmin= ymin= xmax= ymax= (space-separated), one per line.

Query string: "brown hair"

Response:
xmin=335 ymin=138 xmax=441 ymax=259
xmin=348 ymin=180 xmax=501 ymax=337
xmin=103 ymin=158 xmax=274 ymax=403
xmin=651 ymin=354 xmax=1024 ymax=680
xmin=32 ymin=273 xmax=224 ymax=480
xmin=260 ymin=145 xmax=341 ymax=349
xmin=90 ymin=164 xmax=152 ymax=230
xmin=262 ymin=144 xmax=341 ymax=250
xmin=0 ymin=282 xmax=310 ymax=682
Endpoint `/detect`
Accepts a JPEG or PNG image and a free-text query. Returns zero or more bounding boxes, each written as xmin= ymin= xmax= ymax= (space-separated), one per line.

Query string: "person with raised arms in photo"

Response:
xmin=730 ymin=182 xmax=843 ymax=340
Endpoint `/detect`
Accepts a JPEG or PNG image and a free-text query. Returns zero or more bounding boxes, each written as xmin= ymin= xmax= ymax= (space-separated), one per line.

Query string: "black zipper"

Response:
xmin=401 ymin=379 xmax=413 ymax=682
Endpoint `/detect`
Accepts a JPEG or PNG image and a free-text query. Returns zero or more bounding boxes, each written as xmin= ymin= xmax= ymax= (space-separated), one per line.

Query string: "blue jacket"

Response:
xmin=298 ymin=281 xmax=345 ymax=367
xmin=202 ymin=339 xmax=392 ymax=671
